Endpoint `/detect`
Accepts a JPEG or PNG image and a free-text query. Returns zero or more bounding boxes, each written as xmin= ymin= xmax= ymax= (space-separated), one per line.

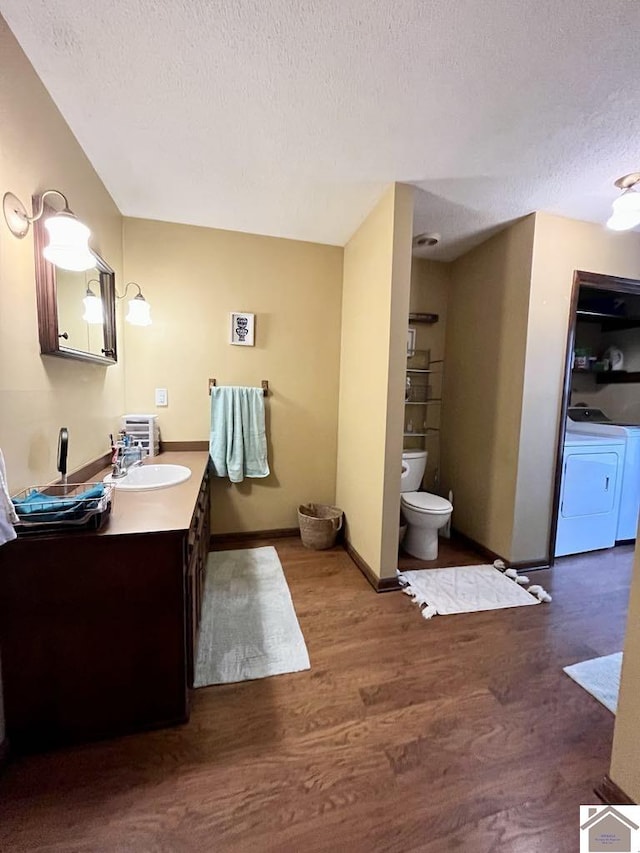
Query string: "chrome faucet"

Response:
xmin=111 ymin=441 xmax=144 ymax=479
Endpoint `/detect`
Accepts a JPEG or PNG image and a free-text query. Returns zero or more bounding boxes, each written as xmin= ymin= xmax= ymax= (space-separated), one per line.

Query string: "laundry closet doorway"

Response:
xmin=549 ymin=270 xmax=640 ymax=562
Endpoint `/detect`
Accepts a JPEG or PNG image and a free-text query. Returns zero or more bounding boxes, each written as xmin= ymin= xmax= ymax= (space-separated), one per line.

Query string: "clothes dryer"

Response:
xmin=567 ymin=407 xmax=640 ymax=540
xmin=556 ymin=432 xmax=625 ymax=557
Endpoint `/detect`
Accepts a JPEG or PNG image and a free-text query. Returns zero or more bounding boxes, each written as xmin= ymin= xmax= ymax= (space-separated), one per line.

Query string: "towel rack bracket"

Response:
xmin=209 ymin=378 xmax=269 ymax=397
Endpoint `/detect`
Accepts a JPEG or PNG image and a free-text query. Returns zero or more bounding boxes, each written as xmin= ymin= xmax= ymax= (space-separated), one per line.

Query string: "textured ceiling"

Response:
xmin=2 ymin=0 xmax=640 ymax=259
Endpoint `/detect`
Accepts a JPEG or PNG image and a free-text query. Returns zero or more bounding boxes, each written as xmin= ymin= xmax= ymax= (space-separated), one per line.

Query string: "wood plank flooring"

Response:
xmin=0 ymin=539 xmax=634 ymax=852
xmin=397 ymin=533 xmax=485 ymax=571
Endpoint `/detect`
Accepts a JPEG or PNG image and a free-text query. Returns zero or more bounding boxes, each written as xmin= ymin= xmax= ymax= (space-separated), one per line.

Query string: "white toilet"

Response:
xmin=400 ymin=450 xmax=453 ymax=560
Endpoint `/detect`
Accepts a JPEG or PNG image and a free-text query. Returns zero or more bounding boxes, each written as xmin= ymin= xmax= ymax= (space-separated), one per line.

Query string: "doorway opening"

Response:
xmin=549 ymin=270 xmax=640 ymax=563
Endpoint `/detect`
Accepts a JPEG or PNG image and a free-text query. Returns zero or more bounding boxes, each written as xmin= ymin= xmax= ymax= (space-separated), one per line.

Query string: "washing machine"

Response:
xmin=567 ymin=407 xmax=640 ymax=541
xmin=555 ymin=432 xmax=625 ymax=557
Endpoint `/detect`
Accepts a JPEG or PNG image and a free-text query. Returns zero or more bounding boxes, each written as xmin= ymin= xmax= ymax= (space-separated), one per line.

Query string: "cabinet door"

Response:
xmin=198 ymin=468 xmax=211 ymax=622
xmin=0 ymin=531 xmax=188 ymax=751
xmin=561 ymin=452 xmax=619 ymax=518
xmin=186 ymin=553 xmax=198 ymax=687
xmin=186 ymin=466 xmax=211 ymax=687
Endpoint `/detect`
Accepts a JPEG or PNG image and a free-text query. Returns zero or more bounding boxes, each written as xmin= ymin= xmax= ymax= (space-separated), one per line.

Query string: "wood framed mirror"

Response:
xmin=33 ymin=198 xmax=117 ymax=365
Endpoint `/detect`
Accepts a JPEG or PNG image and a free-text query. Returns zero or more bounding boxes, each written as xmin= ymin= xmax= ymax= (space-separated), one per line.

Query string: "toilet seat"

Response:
xmin=401 ymin=491 xmax=452 ymax=514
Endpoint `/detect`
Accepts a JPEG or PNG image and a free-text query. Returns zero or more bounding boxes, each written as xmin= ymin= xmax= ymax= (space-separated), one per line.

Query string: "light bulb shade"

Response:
xmin=606 ymin=210 xmax=640 ymax=232
xmin=82 ymin=291 xmax=104 ymax=324
xmin=612 ymin=188 xmax=640 ymax=213
xmin=126 ymin=293 xmax=152 ymax=326
xmin=43 ymin=211 xmax=95 ymax=271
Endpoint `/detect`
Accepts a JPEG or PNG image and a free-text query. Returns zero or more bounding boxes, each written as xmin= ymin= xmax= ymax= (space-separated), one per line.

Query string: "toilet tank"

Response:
xmin=401 ymin=450 xmax=427 ymax=492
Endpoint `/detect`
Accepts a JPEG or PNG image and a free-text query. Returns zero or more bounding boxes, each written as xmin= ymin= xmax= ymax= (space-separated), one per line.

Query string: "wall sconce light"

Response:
xmin=117 ymin=282 xmax=152 ymax=326
xmin=82 ymin=280 xmax=104 ymax=325
xmin=2 ymin=189 xmax=95 ymax=271
xmin=607 ymin=173 xmax=640 ymax=231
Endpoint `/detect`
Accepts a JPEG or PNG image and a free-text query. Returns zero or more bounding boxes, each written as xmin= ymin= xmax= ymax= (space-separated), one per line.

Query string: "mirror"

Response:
xmin=33 ymin=198 xmax=117 ymax=365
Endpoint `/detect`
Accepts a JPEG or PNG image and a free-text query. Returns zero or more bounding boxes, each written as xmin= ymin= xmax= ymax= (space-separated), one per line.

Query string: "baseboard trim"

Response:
xmin=451 ymin=529 xmax=549 ymax=572
xmin=210 ymin=528 xmax=299 ymax=548
xmin=343 ymin=540 xmax=401 ymax=593
xmin=595 ymin=774 xmax=636 ymax=805
xmin=0 ymin=737 xmax=9 ymax=771
xmin=376 ymin=575 xmax=402 ymax=592
xmin=161 ymin=441 xmax=209 ymax=452
xmin=451 ymin=529 xmax=503 ymax=564
xmin=509 ymin=559 xmax=550 ymax=572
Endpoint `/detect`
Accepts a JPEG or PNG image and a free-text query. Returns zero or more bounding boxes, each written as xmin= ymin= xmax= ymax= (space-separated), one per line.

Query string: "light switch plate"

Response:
xmin=155 ymin=388 xmax=168 ymax=407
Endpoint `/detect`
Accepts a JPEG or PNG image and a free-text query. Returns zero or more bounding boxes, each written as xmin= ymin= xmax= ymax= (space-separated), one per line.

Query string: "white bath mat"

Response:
xmin=563 ymin=652 xmax=622 ymax=713
xmin=194 ymin=546 xmax=310 ymax=687
xmin=398 ymin=564 xmax=545 ymax=619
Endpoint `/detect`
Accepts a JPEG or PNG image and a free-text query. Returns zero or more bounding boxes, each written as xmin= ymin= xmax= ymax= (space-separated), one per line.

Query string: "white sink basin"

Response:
xmin=104 ymin=464 xmax=192 ymax=491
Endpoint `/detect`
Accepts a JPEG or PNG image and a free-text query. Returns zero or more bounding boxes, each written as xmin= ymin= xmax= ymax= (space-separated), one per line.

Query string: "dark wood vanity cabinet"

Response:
xmin=0 ymin=455 xmax=211 ymax=753
xmin=186 ymin=465 xmax=211 ymax=686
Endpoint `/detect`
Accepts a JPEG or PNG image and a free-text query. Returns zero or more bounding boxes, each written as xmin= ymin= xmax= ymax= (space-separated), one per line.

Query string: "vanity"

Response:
xmin=0 ymin=450 xmax=211 ymax=753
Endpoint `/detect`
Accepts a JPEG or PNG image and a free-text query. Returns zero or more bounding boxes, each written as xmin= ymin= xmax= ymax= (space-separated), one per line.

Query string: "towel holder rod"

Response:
xmin=209 ymin=378 xmax=269 ymax=397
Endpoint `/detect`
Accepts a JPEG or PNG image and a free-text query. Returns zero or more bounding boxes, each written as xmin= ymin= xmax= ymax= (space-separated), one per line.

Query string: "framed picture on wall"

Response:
xmin=230 ymin=312 xmax=255 ymax=346
xmin=407 ymin=326 xmax=417 ymax=357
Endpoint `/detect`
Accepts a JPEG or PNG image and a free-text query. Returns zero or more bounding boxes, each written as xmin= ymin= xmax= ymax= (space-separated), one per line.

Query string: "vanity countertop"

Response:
xmin=94 ymin=450 xmax=210 ymax=537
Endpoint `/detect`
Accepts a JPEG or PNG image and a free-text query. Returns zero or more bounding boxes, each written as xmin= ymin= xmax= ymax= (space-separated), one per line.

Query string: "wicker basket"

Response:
xmin=298 ymin=503 xmax=343 ymax=550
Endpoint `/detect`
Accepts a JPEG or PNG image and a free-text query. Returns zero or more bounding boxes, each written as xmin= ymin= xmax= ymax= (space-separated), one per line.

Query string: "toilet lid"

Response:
xmin=401 ymin=491 xmax=452 ymax=513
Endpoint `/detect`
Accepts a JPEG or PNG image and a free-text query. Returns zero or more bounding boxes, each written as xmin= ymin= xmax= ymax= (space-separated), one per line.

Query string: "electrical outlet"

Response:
xmin=155 ymin=388 xmax=168 ymax=407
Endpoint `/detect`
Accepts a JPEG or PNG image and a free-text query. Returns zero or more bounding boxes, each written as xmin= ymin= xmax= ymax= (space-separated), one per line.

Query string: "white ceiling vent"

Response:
xmin=412 ymin=233 xmax=440 ymax=249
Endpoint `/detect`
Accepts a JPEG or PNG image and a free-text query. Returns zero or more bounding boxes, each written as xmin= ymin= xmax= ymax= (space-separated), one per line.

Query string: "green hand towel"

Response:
xmin=209 ymin=386 xmax=270 ymax=483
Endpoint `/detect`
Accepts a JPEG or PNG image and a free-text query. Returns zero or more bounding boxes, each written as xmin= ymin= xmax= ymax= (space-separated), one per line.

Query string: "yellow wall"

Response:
xmin=0 ymin=17 xmax=125 ymax=747
xmin=440 ymin=212 xmax=640 ymax=563
xmin=511 ymin=213 xmax=640 ymax=562
xmin=610 ymin=536 xmax=640 ymax=801
xmin=408 ymin=259 xmax=450 ymax=491
xmin=122 ymin=217 xmax=343 ymax=534
xmin=335 ymin=184 xmax=414 ymax=579
xmin=440 ymin=216 xmax=535 ymax=558
xmin=0 ymin=17 xmax=125 ymax=492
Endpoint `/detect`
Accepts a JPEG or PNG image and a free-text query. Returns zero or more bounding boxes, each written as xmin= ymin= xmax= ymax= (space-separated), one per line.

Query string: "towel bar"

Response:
xmin=209 ymin=378 xmax=269 ymax=396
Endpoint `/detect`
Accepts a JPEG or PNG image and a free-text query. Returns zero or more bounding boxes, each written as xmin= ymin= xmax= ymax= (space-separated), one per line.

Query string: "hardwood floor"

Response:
xmin=398 ymin=533 xmax=485 ymax=571
xmin=0 ymin=540 xmax=634 ymax=852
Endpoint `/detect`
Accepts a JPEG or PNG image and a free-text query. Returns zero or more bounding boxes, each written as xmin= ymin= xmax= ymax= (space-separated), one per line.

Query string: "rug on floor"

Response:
xmin=563 ymin=652 xmax=622 ymax=713
xmin=194 ymin=546 xmax=310 ymax=687
xmin=398 ymin=563 xmax=548 ymax=620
